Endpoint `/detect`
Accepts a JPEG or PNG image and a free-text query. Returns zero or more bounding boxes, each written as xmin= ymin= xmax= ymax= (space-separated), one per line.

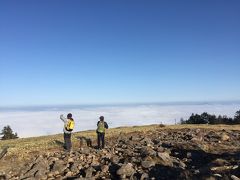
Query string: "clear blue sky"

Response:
xmin=0 ymin=0 xmax=240 ymax=106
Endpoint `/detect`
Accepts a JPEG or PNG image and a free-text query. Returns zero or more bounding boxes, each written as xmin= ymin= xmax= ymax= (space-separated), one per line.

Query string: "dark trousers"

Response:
xmin=64 ymin=133 xmax=72 ymax=151
xmin=97 ymin=132 xmax=105 ymax=149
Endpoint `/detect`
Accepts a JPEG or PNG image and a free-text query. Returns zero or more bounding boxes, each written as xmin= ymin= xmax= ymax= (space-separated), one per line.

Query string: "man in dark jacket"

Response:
xmin=96 ymin=116 xmax=108 ymax=149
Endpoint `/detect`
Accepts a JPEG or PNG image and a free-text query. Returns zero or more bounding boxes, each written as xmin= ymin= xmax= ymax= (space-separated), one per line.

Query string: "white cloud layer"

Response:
xmin=0 ymin=104 xmax=239 ymax=137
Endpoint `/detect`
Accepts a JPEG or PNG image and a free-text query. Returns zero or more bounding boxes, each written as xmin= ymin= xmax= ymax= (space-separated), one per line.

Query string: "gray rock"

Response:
xmin=130 ymin=135 xmax=143 ymax=141
xmin=221 ymin=133 xmax=230 ymax=141
xmin=52 ymin=160 xmax=67 ymax=173
xmin=101 ymin=165 xmax=109 ymax=173
xmin=110 ymin=155 xmax=120 ymax=164
xmin=70 ymin=162 xmax=79 ymax=174
xmin=117 ymin=163 xmax=135 ymax=177
xmin=187 ymin=152 xmax=192 ymax=158
xmin=141 ymin=159 xmax=156 ymax=169
xmin=22 ymin=156 xmax=49 ymax=179
xmin=157 ymin=152 xmax=173 ymax=167
xmin=156 ymin=146 xmax=165 ymax=153
xmin=80 ymin=147 xmax=91 ymax=155
xmin=35 ymin=169 xmax=48 ymax=179
xmin=140 ymin=137 xmax=153 ymax=146
xmin=179 ymin=161 xmax=187 ymax=169
xmin=85 ymin=167 xmax=95 ymax=178
xmin=231 ymin=175 xmax=240 ymax=180
xmin=211 ymin=158 xmax=228 ymax=166
xmin=78 ymin=136 xmax=92 ymax=148
xmin=140 ymin=147 xmax=156 ymax=157
xmin=140 ymin=173 xmax=149 ymax=180
xmin=213 ymin=174 xmax=222 ymax=178
xmin=131 ymin=157 xmax=141 ymax=164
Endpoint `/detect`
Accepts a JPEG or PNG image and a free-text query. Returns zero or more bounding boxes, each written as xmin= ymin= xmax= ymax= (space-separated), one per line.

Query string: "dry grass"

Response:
xmin=1 ymin=124 xmax=240 ymax=157
xmin=166 ymin=124 xmax=240 ymax=130
xmin=0 ymin=124 xmax=159 ymax=160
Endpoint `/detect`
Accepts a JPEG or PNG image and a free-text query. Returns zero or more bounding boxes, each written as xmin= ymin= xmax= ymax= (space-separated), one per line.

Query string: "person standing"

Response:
xmin=60 ymin=113 xmax=75 ymax=152
xmin=96 ymin=116 xmax=108 ymax=149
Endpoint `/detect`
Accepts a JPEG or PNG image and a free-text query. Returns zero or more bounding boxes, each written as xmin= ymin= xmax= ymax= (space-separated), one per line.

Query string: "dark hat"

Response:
xmin=67 ymin=113 xmax=72 ymax=118
xmin=99 ymin=116 xmax=104 ymax=121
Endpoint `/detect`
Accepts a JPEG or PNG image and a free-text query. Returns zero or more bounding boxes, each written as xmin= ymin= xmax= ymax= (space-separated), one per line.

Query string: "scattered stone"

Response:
xmin=52 ymin=160 xmax=67 ymax=173
xmin=99 ymin=165 xmax=107 ymax=173
xmin=3 ymin=127 xmax=240 ymax=179
xmin=211 ymin=158 xmax=228 ymax=166
xmin=178 ymin=160 xmax=187 ymax=169
xmin=141 ymin=158 xmax=156 ymax=169
xmin=187 ymin=152 xmax=192 ymax=158
xmin=157 ymin=152 xmax=173 ymax=167
xmin=85 ymin=167 xmax=95 ymax=178
xmin=213 ymin=174 xmax=222 ymax=178
xmin=0 ymin=146 xmax=9 ymax=160
xmin=140 ymin=147 xmax=156 ymax=157
xmin=68 ymin=158 xmax=74 ymax=163
xmin=117 ymin=163 xmax=135 ymax=177
xmin=141 ymin=137 xmax=153 ymax=146
xmin=231 ymin=175 xmax=240 ymax=180
xmin=140 ymin=173 xmax=149 ymax=180
xmin=79 ymin=147 xmax=91 ymax=155
xmin=65 ymin=171 xmax=73 ymax=177
xmin=78 ymin=136 xmax=92 ymax=148
xmin=20 ymin=156 xmax=49 ymax=179
xmin=70 ymin=162 xmax=79 ymax=173
xmin=221 ymin=133 xmax=230 ymax=141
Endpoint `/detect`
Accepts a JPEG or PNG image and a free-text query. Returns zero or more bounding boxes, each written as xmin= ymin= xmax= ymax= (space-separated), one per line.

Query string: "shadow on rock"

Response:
xmin=149 ymin=164 xmax=191 ymax=180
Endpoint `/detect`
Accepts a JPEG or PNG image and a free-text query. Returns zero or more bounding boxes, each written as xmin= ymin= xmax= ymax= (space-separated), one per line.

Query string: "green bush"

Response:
xmin=0 ymin=125 xmax=18 ymax=140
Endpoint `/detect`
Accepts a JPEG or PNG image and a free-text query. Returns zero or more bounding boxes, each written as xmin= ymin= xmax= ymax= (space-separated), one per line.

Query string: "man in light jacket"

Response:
xmin=60 ymin=113 xmax=74 ymax=152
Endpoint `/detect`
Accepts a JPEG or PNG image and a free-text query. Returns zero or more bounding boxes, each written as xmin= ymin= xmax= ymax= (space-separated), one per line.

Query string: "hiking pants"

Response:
xmin=64 ymin=132 xmax=72 ymax=151
xmin=97 ymin=132 xmax=105 ymax=149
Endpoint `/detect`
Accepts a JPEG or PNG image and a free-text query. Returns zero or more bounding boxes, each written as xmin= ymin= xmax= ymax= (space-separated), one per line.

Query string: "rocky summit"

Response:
xmin=1 ymin=125 xmax=240 ymax=180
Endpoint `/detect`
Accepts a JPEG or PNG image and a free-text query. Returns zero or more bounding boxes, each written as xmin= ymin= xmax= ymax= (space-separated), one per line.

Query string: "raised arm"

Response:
xmin=60 ymin=114 xmax=67 ymax=123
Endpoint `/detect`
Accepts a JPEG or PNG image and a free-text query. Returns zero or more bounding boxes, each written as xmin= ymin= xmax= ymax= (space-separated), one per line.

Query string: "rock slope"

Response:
xmin=1 ymin=127 xmax=240 ymax=180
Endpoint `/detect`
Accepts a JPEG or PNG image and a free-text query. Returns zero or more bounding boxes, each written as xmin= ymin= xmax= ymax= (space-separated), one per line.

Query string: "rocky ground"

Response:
xmin=1 ymin=125 xmax=240 ymax=180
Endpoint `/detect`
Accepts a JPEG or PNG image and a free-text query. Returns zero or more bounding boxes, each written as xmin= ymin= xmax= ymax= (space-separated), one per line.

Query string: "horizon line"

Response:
xmin=1 ymin=100 xmax=240 ymax=109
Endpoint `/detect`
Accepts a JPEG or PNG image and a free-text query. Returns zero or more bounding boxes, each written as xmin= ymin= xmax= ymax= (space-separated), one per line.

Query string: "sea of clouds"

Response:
xmin=0 ymin=103 xmax=240 ymax=138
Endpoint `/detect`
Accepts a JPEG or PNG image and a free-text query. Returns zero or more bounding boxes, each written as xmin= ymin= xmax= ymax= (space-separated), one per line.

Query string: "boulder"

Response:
xmin=85 ymin=167 xmax=95 ymax=178
xmin=101 ymin=165 xmax=109 ymax=173
xmin=211 ymin=159 xmax=228 ymax=166
xmin=141 ymin=157 xmax=156 ymax=169
xmin=140 ymin=173 xmax=149 ymax=180
xmin=141 ymin=160 xmax=155 ymax=169
xmin=117 ymin=163 xmax=135 ymax=177
xmin=79 ymin=147 xmax=91 ymax=155
xmin=70 ymin=162 xmax=79 ymax=174
xmin=78 ymin=136 xmax=92 ymax=148
xmin=130 ymin=135 xmax=143 ymax=141
xmin=21 ymin=156 xmax=49 ymax=179
xmin=231 ymin=175 xmax=240 ymax=180
xmin=51 ymin=160 xmax=67 ymax=173
xmin=140 ymin=147 xmax=157 ymax=157
xmin=157 ymin=152 xmax=173 ymax=167
xmin=221 ymin=134 xmax=230 ymax=141
xmin=140 ymin=137 xmax=153 ymax=146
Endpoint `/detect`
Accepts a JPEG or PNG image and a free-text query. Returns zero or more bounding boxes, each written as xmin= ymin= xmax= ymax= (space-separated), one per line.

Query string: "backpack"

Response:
xmin=97 ymin=121 xmax=105 ymax=133
xmin=65 ymin=119 xmax=75 ymax=131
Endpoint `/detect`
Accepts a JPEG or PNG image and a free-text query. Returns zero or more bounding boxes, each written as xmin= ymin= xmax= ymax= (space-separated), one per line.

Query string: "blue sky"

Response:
xmin=0 ymin=0 xmax=240 ymax=106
